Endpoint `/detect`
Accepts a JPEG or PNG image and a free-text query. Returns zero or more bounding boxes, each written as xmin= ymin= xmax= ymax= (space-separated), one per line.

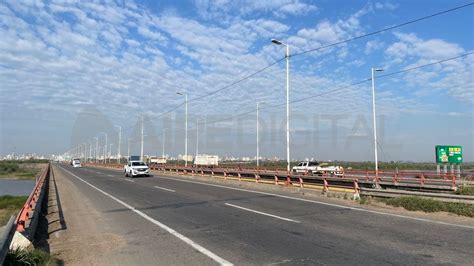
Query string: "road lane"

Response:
xmin=58 ymin=164 xmax=474 ymax=265
xmin=49 ymin=164 xmax=219 ymax=265
xmin=224 ymin=203 xmax=300 ymax=223
xmin=59 ymin=166 xmax=231 ymax=265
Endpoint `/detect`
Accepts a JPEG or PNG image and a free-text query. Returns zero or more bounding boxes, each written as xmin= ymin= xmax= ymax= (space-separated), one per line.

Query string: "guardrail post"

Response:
xmin=286 ymin=173 xmax=291 ymax=186
xmin=255 ymin=174 xmax=259 ymax=183
xmin=353 ymin=179 xmax=360 ymax=200
xmin=274 ymin=175 xmax=279 ymax=185
xmin=298 ymin=177 xmax=303 ymax=188
xmin=420 ymin=173 xmax=425 ymax=186
xmin=238 ymin=172 xmax=241 ymax=181
xmin=451 ymin=174 xmax=457 ymax=191
xmin=323 ymin=178 xmax=329 ymax=193
xmin=393 ymin=172 xmax=398 ymax=185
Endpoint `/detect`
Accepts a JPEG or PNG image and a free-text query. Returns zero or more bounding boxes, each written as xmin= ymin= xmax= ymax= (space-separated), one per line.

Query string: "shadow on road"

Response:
xmin=34 ymin=166 xmax=66 ymax=265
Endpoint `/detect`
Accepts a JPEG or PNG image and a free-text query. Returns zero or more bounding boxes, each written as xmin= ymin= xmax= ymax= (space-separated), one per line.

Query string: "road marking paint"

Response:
xmin=57 ymin=165 xmax=232 ymax=266
xmin=125 ymin=179 xmax=135 ymax=182
xmin=225 ymin=203 xmax=299 ymax=223
xmin=157 ymin=176 xmax=474 ymax=230
xmin=107 ymin=174 xmax=115 ymax=177
xmin=154 ymin=186 xmax=175 ymax=192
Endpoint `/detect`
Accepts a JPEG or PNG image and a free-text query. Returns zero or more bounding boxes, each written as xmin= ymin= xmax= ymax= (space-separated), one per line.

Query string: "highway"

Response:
xmin=51 ymin=163 xmax=473 ymax=265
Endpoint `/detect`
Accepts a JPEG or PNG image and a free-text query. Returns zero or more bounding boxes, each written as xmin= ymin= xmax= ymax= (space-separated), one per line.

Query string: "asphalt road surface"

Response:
xmin=50 ymin=164 xmax=473 ymax=265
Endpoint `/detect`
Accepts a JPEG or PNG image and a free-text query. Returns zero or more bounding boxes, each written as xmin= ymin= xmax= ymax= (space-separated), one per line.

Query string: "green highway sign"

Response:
xmin=435 ymin=145 xmax=463 ymax=164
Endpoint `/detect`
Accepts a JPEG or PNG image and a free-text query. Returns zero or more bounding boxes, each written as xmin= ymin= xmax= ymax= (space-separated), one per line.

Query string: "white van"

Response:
xmin=72 ymin=159 xmax=82 ymax=168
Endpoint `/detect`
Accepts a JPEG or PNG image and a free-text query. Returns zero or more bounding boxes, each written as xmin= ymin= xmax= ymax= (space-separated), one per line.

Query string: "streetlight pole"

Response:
xmin=101 ymin=132 xmax=107 ymax=164
xmin=115 ymin=125 xmax=122 ymax=164
xmin=140 ymin=116 xmax=144 ymax=161
xmin=127 ymin=138 xmax=131 ymax=162
xmin=371 ymin=67 xmax=383 ymax=187
xmin=257 ymin=101 xmax=266 ymax=168
xmin=177 ymin=92 xmax=188 ymax=166
xmin=89 ymin=141 xmax=92 ymax=163
xmin=109 ymin=143 xmax=113 ymax=162
xmin=94 ymin=137 xmax=98 ymax=163
xmin=271 ymin=39 xmax=291 ymax=173
xmin=162 ymin=129 xmax=166 ymax=158
xmin=83 ymin=143 xmax=87 ymax=162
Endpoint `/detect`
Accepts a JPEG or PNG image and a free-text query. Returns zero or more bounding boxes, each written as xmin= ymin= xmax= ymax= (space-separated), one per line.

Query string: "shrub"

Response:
xmin=456 ymin=186 xmax=474 ymax=196
xmin=4 ymin=248 xmax=57 ymax=266
xmin=381 ymin=197 xmax=474 ymax=217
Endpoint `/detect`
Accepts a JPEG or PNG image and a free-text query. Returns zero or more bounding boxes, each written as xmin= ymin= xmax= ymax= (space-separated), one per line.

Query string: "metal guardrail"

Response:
xmin=85 ymin=163 xmax=474 ymax=203
xmin=15 ymin=163 xmax=49 ymax=235
xmin=0 ymin=216 xmax=17 ymax=265
xmin=145 ymin=165 xmax=459 ymax=192
xmin=361 ymin=189 xmax=474 ymax=204
xmin=0 ymin=165 xmax=50 ymax=263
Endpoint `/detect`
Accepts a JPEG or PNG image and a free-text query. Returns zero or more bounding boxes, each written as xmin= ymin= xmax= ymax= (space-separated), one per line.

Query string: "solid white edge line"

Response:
xmin=154 ymin=186 xmax=176 ymax=192
xmin=225 ymin=203 xmax=299 ymax=223
xmin=157 ymin=176 xmax=474 ymax=230
xmin=57 ymin=165 xmax=232 ymax=265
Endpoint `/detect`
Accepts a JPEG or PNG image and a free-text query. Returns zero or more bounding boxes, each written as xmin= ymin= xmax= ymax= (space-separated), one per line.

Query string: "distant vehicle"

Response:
xmin=292 ymin=161 xmax=344 ymax=176
xmin=72 ymin=159 xmax=82 ymax=168
xmin=124 ymin=161 xmax=150 ymax=177
xmin=129 ymin=155 xmax=141 ymax=162
xmin=148 ymin=156 xmax=167 ymax=164
xmin=194 ymin=155 xmax=219 ymax=167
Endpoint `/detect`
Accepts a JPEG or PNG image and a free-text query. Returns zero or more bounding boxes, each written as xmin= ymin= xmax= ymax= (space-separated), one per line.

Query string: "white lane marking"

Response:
xmin=107 ymin=174 xmax=115 ymax=177
xmin=57 ymin=165 xmax=232 ymax=266
xmin=157 ymin=176 xmax=474 ymax=230
xmin=154 ymin=186 xmax=175 ymax=192
xmin=125 ymin=179 xmax=135 ymax=182
xmin=225 ymin=203 xmax=299 ymax=223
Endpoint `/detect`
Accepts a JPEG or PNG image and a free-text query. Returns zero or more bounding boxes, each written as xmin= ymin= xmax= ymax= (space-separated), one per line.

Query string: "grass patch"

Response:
xmin=380 ymin=196 xmax=474 ymax=217
xmin=456 ymin=186 xmax=474 ymax=196
xmin=0 ymin=161 xmax=42 ymax=180
xmin=4 ymin=248 xmax=59 ymax=266
xmin=0 ymin=195 xmax=28 ymax=226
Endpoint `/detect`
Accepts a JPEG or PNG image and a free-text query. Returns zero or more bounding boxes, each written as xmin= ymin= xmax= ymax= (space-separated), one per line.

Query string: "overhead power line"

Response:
xmin=192 ymin=52 xmax=473 ymax=128
xmin=292 ymin=3 xmax=474 ymax=57
xmin=135 ymin=3 xmax=473 ymax=130
xmin=78 ymin=4 xmax=473 ymax=147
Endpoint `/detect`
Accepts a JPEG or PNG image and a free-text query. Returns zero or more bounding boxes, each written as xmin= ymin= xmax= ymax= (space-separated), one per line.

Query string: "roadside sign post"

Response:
xmin=435 ymin=145 xmax=462 ymax=178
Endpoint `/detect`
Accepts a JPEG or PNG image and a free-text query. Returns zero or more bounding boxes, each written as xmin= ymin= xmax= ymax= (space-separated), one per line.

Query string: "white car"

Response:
xmin=124 ymin=161 xmax=150 ymax=177
xmin=72 ymin=159 xmax=82 ymax=168
xmin=292 ymin=161 xmax=344 ymax=176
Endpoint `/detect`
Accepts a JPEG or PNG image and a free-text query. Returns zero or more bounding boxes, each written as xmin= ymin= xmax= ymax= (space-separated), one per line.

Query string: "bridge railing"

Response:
xmin=15 ymin=163 xmax=50 ymax=234
xmin=85 ymin=162 xmax=467 ymax=193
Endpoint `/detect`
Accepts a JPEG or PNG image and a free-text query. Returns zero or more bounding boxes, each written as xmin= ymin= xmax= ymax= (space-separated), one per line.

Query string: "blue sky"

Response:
xmin=0 ymin=0 xmax=472 ymax=162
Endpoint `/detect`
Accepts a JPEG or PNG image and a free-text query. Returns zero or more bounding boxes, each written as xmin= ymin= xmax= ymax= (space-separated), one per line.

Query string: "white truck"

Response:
xmin=292 ymin=161 xmax=344 ymax=176
xmin=149 ymin=156 xmax=167 ymax=164
xmin=124 ymin=161 xmax=150 ymax=177
xmin=194 ymin=155 xmax=219 ymax=167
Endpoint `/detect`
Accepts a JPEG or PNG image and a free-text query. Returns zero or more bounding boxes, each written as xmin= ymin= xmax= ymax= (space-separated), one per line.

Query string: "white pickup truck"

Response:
xmin=124 ymin=161 xmax=150 ymax=177
xmin=292 ymin=161 xmax=344 ymax=176
xmin=194 ymin=155 xmax=219 ymax=167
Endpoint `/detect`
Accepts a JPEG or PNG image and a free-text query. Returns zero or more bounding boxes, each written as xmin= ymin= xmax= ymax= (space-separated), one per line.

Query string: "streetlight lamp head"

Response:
xmin=374 ymin=68 xmax=384 ymax=72
xmin=271 ymin=39 xmax=283 ymax=45
xmin=176 ymin=92 xmax=183 ymax=95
